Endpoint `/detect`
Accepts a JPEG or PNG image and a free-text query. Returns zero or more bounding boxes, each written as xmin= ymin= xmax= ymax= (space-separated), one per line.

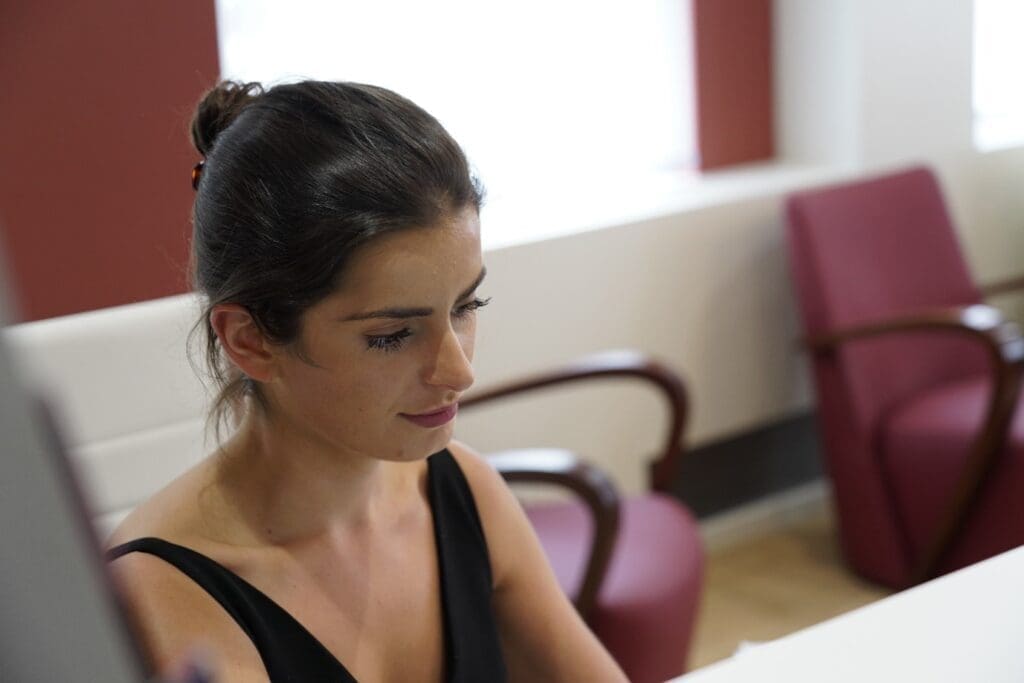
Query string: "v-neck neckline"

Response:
xmin=118 ymin=451 xmax=456 ymax=683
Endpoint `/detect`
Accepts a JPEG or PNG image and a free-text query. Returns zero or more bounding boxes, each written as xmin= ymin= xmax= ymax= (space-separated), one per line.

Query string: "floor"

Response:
xmin=687 ymin=508 xmax=891 ymax=670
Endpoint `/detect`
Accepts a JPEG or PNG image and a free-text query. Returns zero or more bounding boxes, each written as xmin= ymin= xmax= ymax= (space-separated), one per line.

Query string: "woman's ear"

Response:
xmin=209 ymin=304 xmax=277 ymax=383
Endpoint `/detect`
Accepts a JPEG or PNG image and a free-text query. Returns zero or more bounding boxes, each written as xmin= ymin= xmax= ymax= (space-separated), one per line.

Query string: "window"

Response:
xmin=973 ymin=0 xmax=1024 ymax=151
xmin=216 ymin=0 xmax=695 ymax=245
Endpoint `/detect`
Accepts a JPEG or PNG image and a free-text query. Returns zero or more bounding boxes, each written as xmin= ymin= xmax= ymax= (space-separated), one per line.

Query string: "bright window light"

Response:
xmin=215 ymin=1 xmax=695 ymax=242
xmin=973 ymin=0 xmax=1024 ymax=151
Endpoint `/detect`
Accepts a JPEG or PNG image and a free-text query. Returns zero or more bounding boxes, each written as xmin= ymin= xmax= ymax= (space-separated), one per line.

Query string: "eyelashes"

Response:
xmin=365 ymin=297 xmax=491 ymax=353
xmin=366 ymin=327 xmax=413 ymax=353
xmin=455 ymin=296 xmax=491 ymax=318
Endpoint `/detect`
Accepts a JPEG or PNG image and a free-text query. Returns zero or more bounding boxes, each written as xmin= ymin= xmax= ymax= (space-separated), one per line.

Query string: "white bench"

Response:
xmin=4 ymin=294 xmax=211 ymax=535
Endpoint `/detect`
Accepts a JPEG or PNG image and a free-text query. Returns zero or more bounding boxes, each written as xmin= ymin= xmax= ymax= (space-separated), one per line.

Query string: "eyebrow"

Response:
xmin=342 ymin=267 xmax=488 ymax=322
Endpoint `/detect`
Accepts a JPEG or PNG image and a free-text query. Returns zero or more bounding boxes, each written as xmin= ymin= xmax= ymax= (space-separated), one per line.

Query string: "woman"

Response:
xmin=106 ymin=80 xmax=626 ymax=683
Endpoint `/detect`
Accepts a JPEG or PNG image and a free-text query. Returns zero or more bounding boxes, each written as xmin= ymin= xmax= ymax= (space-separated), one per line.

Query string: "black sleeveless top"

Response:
xmin=107 ymin=450 xmax=507 ymax=682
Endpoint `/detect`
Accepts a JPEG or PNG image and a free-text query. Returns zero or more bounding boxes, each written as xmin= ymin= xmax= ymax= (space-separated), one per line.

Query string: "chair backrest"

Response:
xmin=3 ymin=294 xmax=210 ymax=535
xmin=786 ymin=166 xmax=986 ymax=433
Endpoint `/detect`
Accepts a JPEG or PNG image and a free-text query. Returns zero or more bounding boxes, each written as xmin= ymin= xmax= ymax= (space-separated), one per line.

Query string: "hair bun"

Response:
xmin=190 ymin=81 xmax=264 ymax=157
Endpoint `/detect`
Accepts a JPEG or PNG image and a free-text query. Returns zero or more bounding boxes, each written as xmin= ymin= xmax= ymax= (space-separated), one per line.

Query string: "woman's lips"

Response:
xmin=400 ymin=404 xmax=458 ymax=428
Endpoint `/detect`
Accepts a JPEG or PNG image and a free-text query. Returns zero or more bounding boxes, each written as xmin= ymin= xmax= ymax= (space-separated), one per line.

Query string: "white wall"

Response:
xmin=456 ymin=0 xmax=1024 ymax=495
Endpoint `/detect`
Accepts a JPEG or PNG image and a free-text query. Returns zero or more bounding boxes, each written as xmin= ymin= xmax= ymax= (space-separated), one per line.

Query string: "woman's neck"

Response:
xmin=203 ymin=412 xmax=427 ymax=548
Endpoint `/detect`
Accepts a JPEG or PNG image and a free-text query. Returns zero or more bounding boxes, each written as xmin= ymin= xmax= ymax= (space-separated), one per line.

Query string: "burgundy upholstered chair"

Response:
xmin=462 ymin=350 xmax=703 ymax=683
xmin=786 ymin=166 xmax=1024 ymax=588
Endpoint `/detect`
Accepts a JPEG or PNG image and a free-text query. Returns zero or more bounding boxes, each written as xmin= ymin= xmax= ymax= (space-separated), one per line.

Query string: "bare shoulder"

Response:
xmin=109 ymin=548 xmax=266 ymax=681
xmin=105 ymin=460 xmax=200 ymax=548
xmin=104 ymin=462 xmax=267 ymax=681
xmin=444 ymin=440 xmax=532 ymax=589
xmin=444 ymin=439 xmax=521 ymax=525
xmin=445 ymin=440 xmax=509 ymax=501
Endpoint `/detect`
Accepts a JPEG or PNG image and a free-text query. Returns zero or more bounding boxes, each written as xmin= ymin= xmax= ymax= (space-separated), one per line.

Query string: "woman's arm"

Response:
xmin=447 ymin=441 xmax=627 ymax=682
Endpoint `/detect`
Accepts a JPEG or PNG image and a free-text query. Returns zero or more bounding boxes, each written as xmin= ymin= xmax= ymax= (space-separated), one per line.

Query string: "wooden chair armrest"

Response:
xmin=488 ymin=448 xmax=620 ymax=621
xmin=980 ymin=274 xmax=1024 ymax=298
xmin=463 ymin=349 xmax=689 ymax=493
xmin=804 ymin=304 xmax=1024 ymax=356
xmin=804 ymin=304 xmax=1024 ymax=584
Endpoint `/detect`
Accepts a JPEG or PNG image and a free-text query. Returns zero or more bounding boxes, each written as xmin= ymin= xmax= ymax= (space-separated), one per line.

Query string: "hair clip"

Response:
xmin=191 ymin=160 xmax=205 ymax=190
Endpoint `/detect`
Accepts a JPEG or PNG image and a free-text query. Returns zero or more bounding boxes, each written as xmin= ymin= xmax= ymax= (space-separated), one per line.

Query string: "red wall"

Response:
xmin=693 ymin=0 xmax=775 ymax=170
xmin=0 ymin=3 xmax=773 ymax=320
xmin=0 ymin=1 xmax=219 ymax=321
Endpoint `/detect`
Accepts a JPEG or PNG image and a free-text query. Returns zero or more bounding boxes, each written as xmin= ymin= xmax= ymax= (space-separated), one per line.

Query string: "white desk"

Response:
xmin=674 ymin=546 xmax=1024 ymax=682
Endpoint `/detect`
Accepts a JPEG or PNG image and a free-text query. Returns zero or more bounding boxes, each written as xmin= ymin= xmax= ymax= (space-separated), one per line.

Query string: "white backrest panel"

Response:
xmin=76 ymin=417 xmax=209 ymax=512
xmin=3 ymin=294 xmax=212 ymax=519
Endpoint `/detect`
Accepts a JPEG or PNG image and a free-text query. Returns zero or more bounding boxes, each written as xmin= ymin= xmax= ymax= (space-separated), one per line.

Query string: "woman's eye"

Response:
xmin=454 ymin=296 xmax=491 ymax=319
xmin=366 ymin=328 xmax=412 ymax=353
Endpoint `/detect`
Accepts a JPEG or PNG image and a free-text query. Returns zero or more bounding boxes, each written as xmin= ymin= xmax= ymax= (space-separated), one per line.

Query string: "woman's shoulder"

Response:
xmin=104 ymin=459 xmax=267 ymax=680
xmin=104 ymin=457 xmax=221 ymax=624
xmin=106 ymin=542 xmax=266 ymax=682
xmin=443 ymin=439 xmax=497 ymax=483
xmin=443 ymin=440 xmax=531 ymax=588
xmin=105 ymin=458 xmax=213 ymax=551
xmin=443 ymin=440 xmax=513 ymax=518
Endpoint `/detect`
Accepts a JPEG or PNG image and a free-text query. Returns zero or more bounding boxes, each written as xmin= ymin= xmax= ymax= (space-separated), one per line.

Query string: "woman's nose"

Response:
xmin=426 ymin=327 xmax=475 ymax=392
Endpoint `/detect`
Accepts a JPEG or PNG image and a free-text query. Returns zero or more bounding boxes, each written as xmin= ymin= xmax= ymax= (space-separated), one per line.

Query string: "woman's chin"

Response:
xmin=381 ymin=423 xmax=455 ymax=462
xmin=420 ymin=423 xmax=456 ymax=457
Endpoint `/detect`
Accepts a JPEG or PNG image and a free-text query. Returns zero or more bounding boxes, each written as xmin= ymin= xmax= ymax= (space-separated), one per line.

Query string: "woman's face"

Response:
xmin=263 ymin=206 xmax=486 ymax=463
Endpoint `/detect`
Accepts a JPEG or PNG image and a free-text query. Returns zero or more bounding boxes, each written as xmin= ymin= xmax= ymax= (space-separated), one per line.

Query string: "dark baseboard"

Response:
xmin=671 ymin=412 xmax=824 ymax=518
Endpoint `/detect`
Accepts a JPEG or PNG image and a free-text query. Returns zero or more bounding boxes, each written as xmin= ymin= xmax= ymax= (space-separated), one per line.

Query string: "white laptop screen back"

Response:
xmin=0 ymin=258 xmax=145 ymax=682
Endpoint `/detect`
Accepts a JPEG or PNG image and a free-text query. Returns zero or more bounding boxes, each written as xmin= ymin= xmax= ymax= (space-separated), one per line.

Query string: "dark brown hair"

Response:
xmin=188 ymin=80 xmax=483 ymax=436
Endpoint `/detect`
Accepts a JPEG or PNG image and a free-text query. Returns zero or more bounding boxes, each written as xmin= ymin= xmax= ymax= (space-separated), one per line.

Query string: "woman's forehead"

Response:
xmin=332 ymin=210 xmax=482 ymax=303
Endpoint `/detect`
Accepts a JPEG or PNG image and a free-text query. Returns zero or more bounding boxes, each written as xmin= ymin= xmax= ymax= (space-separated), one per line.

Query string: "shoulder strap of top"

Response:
xmin=107 ymin=538 xmax=353 ymax=683
xmin=428 ymin=449 xmax=507 ymax=682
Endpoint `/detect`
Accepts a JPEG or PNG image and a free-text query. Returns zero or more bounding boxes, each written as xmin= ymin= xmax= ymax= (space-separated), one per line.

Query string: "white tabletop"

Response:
xmin=673 ymin=545 xmax=1024 ymax=682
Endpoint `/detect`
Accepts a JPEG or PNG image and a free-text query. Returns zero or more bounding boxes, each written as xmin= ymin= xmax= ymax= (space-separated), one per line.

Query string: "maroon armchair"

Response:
xmin=785 ymin=166 xmax=1024 ymax=589
xmin=463 ymin=350 xmax=704 ymax=682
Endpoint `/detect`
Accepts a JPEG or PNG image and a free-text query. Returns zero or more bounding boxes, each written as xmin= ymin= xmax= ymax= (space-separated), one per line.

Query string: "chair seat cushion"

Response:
xmin=524 ymin=492 xmax=703 ymax=682
xmin=881 ymin=373 xmax=1024 ymax=572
